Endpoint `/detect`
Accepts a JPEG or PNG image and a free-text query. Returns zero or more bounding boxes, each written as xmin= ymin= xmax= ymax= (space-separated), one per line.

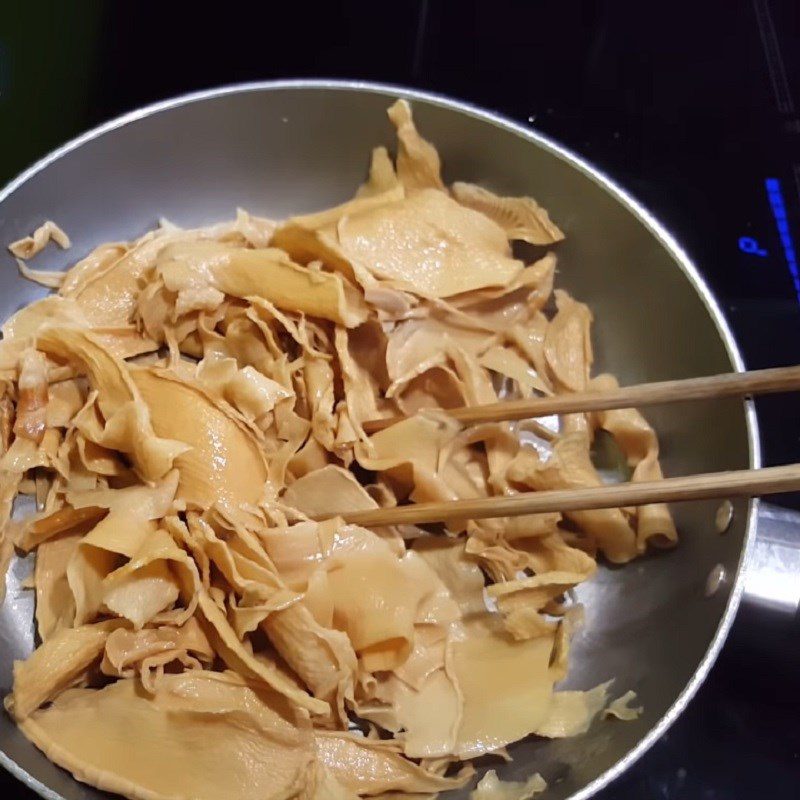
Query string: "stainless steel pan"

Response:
xmin=0 ymin=80 xmax=794 ymax=800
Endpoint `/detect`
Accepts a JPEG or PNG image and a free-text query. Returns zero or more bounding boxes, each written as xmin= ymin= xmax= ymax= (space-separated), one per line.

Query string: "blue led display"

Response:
xmin=738 ymin=236 xmax=768 ymax=256
xmin=765 ymin=177 xmax=800 ymax=304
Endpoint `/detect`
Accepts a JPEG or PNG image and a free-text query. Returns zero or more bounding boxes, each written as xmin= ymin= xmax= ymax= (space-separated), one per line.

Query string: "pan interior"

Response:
xmin=0 ymin=83 xmax=753 ymax=800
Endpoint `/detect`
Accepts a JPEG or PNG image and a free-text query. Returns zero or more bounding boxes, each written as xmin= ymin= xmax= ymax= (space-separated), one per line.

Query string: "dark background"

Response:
xmin=1 ymin=1 xmax=799 ymax=797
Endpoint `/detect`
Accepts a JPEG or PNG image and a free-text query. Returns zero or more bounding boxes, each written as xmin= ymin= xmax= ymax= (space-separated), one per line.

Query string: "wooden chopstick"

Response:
xmin=309 ymin=463 xmax=800 ymax=526
xmin=362 ymin=365 xmax=800 ymax=433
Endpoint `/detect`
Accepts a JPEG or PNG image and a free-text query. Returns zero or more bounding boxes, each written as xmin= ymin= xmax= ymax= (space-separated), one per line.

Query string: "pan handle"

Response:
xmin=742 ymin=501 xmax=800 ymax=616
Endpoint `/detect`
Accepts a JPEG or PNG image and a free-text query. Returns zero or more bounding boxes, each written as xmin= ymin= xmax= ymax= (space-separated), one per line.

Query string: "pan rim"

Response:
xmin=0 ymin=78 xmax=760 ymax=800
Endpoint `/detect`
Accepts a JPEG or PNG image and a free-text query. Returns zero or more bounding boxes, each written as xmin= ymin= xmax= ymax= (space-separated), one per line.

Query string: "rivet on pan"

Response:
xmin=705 ymin=564 xmax=727 ymax=597
xmin=715 ymin=500 xmax=734 ymax=534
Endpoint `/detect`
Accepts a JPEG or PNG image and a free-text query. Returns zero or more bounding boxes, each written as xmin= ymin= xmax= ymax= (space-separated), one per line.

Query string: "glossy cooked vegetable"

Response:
xmin=0 ymin=100 xmax=665 ymax=800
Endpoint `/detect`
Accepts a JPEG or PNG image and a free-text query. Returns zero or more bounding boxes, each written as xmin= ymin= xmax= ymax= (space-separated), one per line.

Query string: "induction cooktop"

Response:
xmin=0 ymin=1 xmax=798 ymax=797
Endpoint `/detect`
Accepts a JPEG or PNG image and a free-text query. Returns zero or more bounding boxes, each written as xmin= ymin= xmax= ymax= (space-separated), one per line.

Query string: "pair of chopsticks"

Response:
xmin=311 ymin=366 xmax=800 ymax=526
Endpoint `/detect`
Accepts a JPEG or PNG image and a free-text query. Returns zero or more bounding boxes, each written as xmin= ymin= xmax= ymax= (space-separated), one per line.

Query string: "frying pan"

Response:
xmin=0 ymin=80 xmax=794 ymax=800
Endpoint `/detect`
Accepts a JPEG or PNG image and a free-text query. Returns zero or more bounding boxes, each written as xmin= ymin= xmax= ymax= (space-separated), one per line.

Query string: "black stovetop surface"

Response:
xmin=1 ymin=1 xmax=799 ymax=797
